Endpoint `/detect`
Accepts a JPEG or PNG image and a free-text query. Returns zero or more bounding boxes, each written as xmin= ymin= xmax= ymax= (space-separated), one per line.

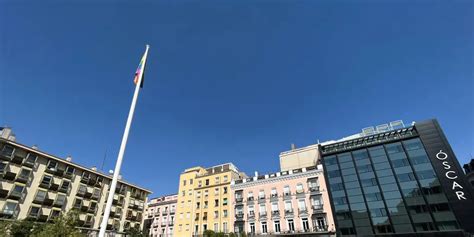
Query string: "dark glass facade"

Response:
xmin=321 ymin=120 xmax=474 ymax=236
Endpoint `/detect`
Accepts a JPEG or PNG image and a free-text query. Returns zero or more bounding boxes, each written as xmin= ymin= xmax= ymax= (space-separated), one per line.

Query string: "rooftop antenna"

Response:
xmin=100 ymin=148 xmax=107 ymax=171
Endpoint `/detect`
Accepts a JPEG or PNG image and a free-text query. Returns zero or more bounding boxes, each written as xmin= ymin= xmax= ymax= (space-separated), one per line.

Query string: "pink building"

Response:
xmin=231 ymin=165 xmax=335 ymax=235
xmin=144 ymin=194 xmax=178 ymax=237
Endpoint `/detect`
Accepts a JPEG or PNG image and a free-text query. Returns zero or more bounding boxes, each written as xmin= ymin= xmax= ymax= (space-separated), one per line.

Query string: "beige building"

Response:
xmin=174 ymin=163 xmax=246 ymax=237
xmin=279 ymin=144 xmax=320 ymax=172
xmin=0 ymin=128 xmax=151 ymax=234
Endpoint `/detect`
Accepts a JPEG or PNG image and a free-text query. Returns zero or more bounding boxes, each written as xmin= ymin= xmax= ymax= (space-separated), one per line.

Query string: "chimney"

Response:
xmin=66 ymin=156 xmax=72 ymax=162
xmin=254 ymin=171 xmax=258 ymax=177
xmin=291 ymin=143 xmax=296 ymax=150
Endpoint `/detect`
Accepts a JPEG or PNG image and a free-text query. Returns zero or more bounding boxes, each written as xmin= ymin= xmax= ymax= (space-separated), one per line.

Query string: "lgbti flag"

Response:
xmin=133 ymin=45 xmax=149 ymax=88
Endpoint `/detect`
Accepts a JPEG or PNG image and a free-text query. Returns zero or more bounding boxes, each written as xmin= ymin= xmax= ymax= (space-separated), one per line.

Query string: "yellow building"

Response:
xmin=174 ymin=163 xmax=245 ymax=237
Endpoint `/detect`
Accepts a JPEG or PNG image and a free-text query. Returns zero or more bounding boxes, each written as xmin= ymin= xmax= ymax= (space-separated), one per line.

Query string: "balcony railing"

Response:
xmin=248 ymin=211 xmax=255 ymax=218
xmin=284 ymin=209 xmax=294 ymax=216
xmin=259 ymin=211 xmax=267 ymax=217
xmin=313 ymin=225 xmax=329 ymax=232
xmin=298 ymin=208 xmax=308 ymax=215
xmin=312 ymin=204 xmax=324 ymax=212
xmin=235 ymin=213 xmax=244 ymax=219
xmin=271 ymin=210 xmax=280 ymax=217
xmin=247 ymin=196 xmax=254 ymax=201
xmin=309 ymin=186 xmax=320 ymax=192
xmin=235 ymin=197 xmax=243 ymax=203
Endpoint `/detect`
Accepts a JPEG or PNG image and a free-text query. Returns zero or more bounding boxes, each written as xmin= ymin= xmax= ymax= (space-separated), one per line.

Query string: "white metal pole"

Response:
xmin=99 ymin=45 xmax=150 ymax=237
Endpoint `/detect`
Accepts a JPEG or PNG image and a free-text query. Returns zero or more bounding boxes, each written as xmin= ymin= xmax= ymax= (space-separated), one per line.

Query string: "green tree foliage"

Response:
xmin=124 ymin=227 xmax=145 ymax=237
xmin=0 ymin=210 xmax=83 ymax=237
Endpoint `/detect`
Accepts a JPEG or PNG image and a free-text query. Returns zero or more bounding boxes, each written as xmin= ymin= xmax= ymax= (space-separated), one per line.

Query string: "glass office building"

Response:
xmin=320 ymin=119 xmax=474 ymax=236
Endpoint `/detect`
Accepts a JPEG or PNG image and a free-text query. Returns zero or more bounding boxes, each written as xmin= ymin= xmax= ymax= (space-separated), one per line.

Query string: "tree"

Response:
xmin=35 ymin=210 xmax=83 ymax=237
xmin=124 ymin=227 xmax=145 ymax=237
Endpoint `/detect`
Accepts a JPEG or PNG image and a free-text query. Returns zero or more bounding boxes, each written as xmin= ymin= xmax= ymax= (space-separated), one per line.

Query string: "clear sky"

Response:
xmin=1 ymin=0 xmax=472 ymax=197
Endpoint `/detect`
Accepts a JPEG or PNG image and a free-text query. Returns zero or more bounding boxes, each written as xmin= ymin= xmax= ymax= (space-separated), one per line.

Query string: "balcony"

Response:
xmin=169 ymin=221 xmax=174 ymax=226
xmin=312 ymin=204 xmax=324 ymax=213
xmin=10 ymin=153 xmax=25 ymax=165
xmin=235 ymin=213 xmax=244 ymax=220
xmin=235 ymin=197 xmax=243 ymax=203
xmin=169 ymin=209 xmax=175 ymax=214
xmin=284 ymin=209 xmax=294 ymax=216
xmin=270 ymin=193 xmax=279 ymax=201
xmin=247 ymin=196 xmax=254 ymax=202
xmin=298 ymin=208 xmax=308 ymax=216
xmin=43 ymin=193 xmax=54 ymax=207
xmin=2 ymin=164 xmax=18 ymax=181
xmin=203 ymin=216 xmax=208 ymax=221
xmin=8 ymin=189 xmax=26 ymax=201
xmin=283 ymin=192 xmax=292 ymax=200
xmin=309 ymin=186 xmax=321 ymax=194
xmin=16 ymin=172 xmax=32 ymax=184
xmin=259 ymin=211 xmax=267 ymax=218
xmin=313 ymin=225 xmax=329 ymax=232
xmin=247 ymin=211 xmax=255 ymax=219
xmin=271 ymin=210 xmax=280 ymax=218
xmin=0 ymin=148 xmax=14 ymax=161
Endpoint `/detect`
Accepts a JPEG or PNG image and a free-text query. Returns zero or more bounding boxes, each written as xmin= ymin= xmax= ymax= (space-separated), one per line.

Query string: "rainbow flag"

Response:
xmin=133 ymin=49 xmax=148 ymax=88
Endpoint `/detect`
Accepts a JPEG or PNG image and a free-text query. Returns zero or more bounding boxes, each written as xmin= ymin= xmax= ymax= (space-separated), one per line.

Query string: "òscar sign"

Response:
xmin=436 ymin=150 xmax=466 ymax=200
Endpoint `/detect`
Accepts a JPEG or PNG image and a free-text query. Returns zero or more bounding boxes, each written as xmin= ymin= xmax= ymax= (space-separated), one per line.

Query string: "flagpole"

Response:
xmin=99 ymin=45 xmax=150 ymax=237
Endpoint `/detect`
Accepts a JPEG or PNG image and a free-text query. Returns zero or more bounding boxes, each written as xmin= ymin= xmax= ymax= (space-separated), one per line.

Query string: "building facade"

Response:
xmin=231 ymin=165 xmax=335 ymax=235
xmin=462 ymin=159 xmax=474 ymax=189
xmin=320 ymin=119 xmax=474 ymax=236
xmin=0 ymin=130 xmax=151 ymax=234
xmin=144 ymin=194 xmax=178 ymax=237
xmin=174 ymin=163 xmax=245 ymax=237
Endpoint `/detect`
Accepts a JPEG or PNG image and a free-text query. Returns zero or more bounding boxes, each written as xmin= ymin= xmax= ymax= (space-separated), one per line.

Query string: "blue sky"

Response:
xmin=1 ymin=0 xmax=472 ymax=197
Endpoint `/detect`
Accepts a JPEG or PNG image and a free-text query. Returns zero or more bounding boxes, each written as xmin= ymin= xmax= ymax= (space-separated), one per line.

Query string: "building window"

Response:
xmin=288 ymin=219 xmax=295 ymax=232
xmin=190 ymin=179 xmax=193 ymax=185
xmin=65 ymin=166 xmax=75 ymax=176
xmin=223 ymin=210 xmax=228 ymax=217
xmin=28 ymin=206 xmax=41 ymax=218
xmin=55 ymin=194 xmax=66 ymax=207
xmin=183 ymin=180 xmax=186 ymax=186
xmin=35 ymin=190 xmax=47 ymax=202
xmin=11 ymin=185 xmax=25 ymax=198
xmin=47 ymin=160 xmax=58 ymax=171
xmin=205 ymin=179 xmax=209 ymax=186
xmin=223 ymin=222 xmax=228 ymax=233
xmin=223 ymin=187 xmax=228 ymax=194
xmin=298 ymin=199 xmax=306 ymax=211
xmin=24 ymin=153 xmax=37 ymax=166
xmin=214 ymin=223 xmax=219 ymax=232
xmin=215 ymin=177 xmax=220 ymax=184
xmin=2 ymin=202 xmax=18 ymax=216
xmin=214 ymin=188 xmax=219 ymax=195
xmin=271 ymin=188 xmax=277 ymax=197
xmin=196 ymin=202 xmax=200 ymax=209
xmin=302 ymin=218 xmax=309 ymax=231
xmin=259 ymin=190 xmax=265 ymax=199
xmin=259 ymin=204 xmax=266 ymax=215
xmin=248 ymin=192 xmax=254 ymax=200
xmin=181 ymin=191 xmax=185 ymax=197
xmin=261 ymin=222 xmax=267 ymax=233
xmin=296 ymin=183 xmax=304 ymax=193
xmin=1 ymin=145 xmax=14 ymax=157
xmin=41 ymin=175 xmax=52 ymax=186
xmin=223 ymin=198 xmax=228 ymax=206
xmin=203 ymin=224 xmax=207 ymax=231
xmin=283 ymin=185 xmax=290 ymax=196
xmin=274 ymin=220 xmax=281 ymax=233
xmin=250 ymin=223 xmax=255 ymax=233
xmin=223 ymin=175 xmax=228 ymax=182
xmin=59 ymin=180 xmax=70 ymax=193
xmin=284 ymin=200 xmax=292 ymax=212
